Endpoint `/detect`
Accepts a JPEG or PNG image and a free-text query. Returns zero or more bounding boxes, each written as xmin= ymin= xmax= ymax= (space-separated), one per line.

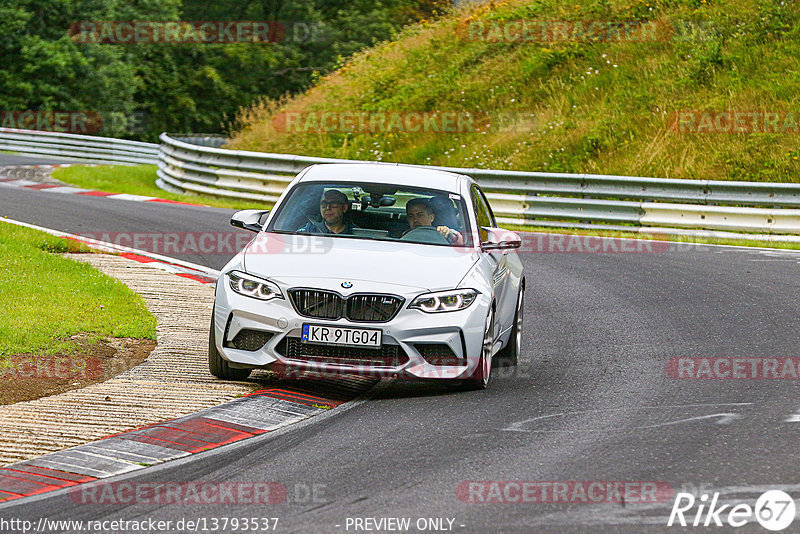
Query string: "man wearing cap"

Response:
xmin=298 ymin=189 xmax=355 ymax=235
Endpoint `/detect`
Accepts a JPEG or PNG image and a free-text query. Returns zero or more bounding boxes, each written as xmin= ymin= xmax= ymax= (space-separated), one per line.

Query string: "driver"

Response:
xmin=297 ymin=189 xmax=354 ymax=235
xmin=405 ymin=198 xmax=463 ymax=245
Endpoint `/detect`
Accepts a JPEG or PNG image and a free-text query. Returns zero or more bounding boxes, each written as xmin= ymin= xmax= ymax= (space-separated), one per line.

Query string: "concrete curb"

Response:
xmin=0 ymin=254 xmax=249 ymax=466
xmin=0 ymin=253 xmax=377 ymax=503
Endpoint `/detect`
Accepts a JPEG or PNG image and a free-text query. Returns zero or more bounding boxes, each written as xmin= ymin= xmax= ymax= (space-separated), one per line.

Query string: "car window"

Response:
xmin=471 ymin=185 xmax=495 ymax=242
xmin=267 ymin=182 xmax=472 ymax=247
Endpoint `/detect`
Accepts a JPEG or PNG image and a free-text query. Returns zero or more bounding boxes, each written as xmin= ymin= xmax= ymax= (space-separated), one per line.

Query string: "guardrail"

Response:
xmin=170 ymin=134 xmax=228 ymax=148
xmin=2 ymin=128 xmax=799 ymax=236
xmin=0 ymin=128 xmax=158 ymax=165
xmin=157 ymin=133 xmax=800 ymax=235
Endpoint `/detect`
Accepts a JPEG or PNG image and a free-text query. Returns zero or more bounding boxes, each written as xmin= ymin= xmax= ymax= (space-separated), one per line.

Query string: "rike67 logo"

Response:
xmin=668 ymin=490 xmax=796 ymax=531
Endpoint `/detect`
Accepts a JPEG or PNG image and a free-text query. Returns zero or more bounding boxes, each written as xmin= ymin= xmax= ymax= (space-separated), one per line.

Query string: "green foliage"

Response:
xmin=0 ymin=0 xmax=446 ymax=141
xmin=0 ymin=224 xmax=157 ymax=358
xmin=228 ymin=0 xmax=800 ymax=183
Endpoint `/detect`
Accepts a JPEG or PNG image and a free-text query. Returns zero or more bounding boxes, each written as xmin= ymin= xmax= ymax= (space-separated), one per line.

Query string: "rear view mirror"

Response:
xmin=480 ymin=228 xmax=522 ymax=252
xmin=231 ymin=210 xmax=270 ymax=232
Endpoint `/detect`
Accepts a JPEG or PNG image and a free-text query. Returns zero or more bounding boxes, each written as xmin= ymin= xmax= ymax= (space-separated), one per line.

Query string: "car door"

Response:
xmin=471 ymin=185 xmax=512 ymax=335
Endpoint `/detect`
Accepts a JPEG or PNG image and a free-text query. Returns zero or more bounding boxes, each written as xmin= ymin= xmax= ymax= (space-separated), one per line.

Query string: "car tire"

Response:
xmin=463 ymin=307 xmax=495 ymax=390
xmin=208 ymin=311 xmax=252 ymax=381
xmin=496 ymin=288 xmax=523 ymax=367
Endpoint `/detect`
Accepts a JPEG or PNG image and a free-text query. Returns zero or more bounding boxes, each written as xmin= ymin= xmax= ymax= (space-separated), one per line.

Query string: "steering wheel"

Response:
xmin=399 ymin=226 xmax=449 ymax=245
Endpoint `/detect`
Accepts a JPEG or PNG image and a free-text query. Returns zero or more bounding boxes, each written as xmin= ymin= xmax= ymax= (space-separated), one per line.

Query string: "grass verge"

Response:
xmin=0 ymin=223 xmax=157 ymax=360
xmin=230 ymin=0 xmax=800 ymax=183
xmin=51 ymin=165 xmax=270 ymax=211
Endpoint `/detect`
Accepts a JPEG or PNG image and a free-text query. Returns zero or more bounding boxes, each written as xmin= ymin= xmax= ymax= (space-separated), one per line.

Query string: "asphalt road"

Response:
xmin=2 ymin=171 xmax=800 ymax=532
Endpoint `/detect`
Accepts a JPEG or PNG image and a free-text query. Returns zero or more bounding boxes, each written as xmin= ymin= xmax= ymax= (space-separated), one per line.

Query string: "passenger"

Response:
xmin=405 ymin=198 xmax=463 ymax=245
xmin=428 ymin=194 xmax=460 ymax=230
xmin=297 ymin=190 xmax=354 ymax=235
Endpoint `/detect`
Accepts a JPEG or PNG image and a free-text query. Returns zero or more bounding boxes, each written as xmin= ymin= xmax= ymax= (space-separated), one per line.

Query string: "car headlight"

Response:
xmin=228 ymin=271 xmax=283 ymax=301
xmin=409 ymin=289 xmax=478 ymax=313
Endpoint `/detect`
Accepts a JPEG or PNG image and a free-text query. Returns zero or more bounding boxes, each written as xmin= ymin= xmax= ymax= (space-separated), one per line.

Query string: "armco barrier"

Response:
xmin=156 ymin=134 xmax=800 ymax=234
xmin=0 ymin=128 xmax=159 ymax=165
xmin=639 ymin=204 xmax=800 ymax=234
xmin=2 ymin=127 xmax=799 ymax=235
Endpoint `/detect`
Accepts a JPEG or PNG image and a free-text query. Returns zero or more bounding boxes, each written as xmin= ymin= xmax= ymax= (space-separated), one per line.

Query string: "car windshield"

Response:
xmin=267 ymin=182 xmax=472 ymax=247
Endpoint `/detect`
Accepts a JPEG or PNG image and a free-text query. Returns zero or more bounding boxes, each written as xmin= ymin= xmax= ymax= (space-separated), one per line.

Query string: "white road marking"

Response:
xmin=45 ymin=186 xmax=90 ymax=194
xmin=503 ymin=403 xmax=752 ymax=433
xmin=0 ymin=179 xmax=38 ymax=187
xmin=784 ymin=408 xmax=800 ymax=423
xmin=638 ymin=413 xmax=741 ymax=428
xmin=106 ymin=193 xmax=157 ymax=202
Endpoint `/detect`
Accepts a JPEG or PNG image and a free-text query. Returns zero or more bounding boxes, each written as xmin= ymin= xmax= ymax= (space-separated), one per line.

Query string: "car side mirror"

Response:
xmin=480 ymin=228 xmax=522 ymax=252
xmin=231 ymin=210 xmax=270 ymax=232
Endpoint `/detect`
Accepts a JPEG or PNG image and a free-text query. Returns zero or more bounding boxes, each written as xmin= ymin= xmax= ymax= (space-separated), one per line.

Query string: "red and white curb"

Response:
xmin=0 ymin=165 xmax=206 ymax=207
xmin=0 ymin=376 xmax=376 ymax=503
xmin=0 ymin=217 xmax=219 ymax=284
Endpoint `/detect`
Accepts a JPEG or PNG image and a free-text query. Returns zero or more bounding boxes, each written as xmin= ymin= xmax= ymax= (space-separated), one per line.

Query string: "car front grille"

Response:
xmin=276 ymin=337 xmax=408 ymax=367
xmin=288 ymin=289 xmax=343 ymax=320
xmin=288 ymin=289 xmax=403 ymax=323
xmin=346 ymin=294 xmax=404 ymax=322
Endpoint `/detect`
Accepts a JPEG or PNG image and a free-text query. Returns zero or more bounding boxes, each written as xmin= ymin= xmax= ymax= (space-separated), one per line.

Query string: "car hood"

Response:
xmin=242 ymin=232 xmax=480 ymax=293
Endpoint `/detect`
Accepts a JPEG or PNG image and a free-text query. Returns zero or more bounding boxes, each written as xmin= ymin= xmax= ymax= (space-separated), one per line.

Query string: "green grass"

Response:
xmin=52 ymin=165 xmax=271 ymax=211
xmin=229 ymin=0 xmax=800 ymax=183
xmin=503 ymin=223 xmax=800 ymax=250
xmin=0 ymin=223 xmax=157 ymax=359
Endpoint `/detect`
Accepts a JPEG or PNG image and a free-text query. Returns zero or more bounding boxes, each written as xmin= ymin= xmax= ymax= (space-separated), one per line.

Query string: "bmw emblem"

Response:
xmin=341 ymin=281 xmax=353 ymax=289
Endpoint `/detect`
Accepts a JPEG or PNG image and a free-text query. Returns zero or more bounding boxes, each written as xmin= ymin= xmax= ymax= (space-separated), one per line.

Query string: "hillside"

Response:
xmin=228 ymin=0 xmax=800 ymax=182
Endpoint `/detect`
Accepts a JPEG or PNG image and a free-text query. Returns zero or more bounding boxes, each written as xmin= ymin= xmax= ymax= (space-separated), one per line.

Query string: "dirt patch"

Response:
xmin=0 ymin=335 xmax=155 ymax=405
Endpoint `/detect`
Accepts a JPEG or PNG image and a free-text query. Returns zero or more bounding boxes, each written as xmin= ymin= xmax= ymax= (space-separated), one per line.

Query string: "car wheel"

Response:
xmin=463 ymin=307 xmax=495 ymax=390
xmin=496 ymin=288 xmax=523 ymax=367
xmin=208 ymin=311 xmax=252 ymax=381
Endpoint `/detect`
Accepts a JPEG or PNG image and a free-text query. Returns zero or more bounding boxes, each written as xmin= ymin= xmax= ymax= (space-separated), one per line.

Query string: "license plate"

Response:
xmin=302 ymin=324 xmax=382 ymax=348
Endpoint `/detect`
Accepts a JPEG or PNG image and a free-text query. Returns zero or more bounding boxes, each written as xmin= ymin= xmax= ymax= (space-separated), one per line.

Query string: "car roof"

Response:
xmin=298 ymin=163 xmax=468 ymax=194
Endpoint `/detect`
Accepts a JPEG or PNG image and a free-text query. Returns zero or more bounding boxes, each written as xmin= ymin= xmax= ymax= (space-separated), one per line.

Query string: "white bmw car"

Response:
xmin=210 ymin=163 xmax=525 ymax=389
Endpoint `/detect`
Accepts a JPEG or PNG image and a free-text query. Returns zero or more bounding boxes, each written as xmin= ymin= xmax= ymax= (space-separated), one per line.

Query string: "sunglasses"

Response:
xmin=320 ymin=201 xmax=345 ymax=208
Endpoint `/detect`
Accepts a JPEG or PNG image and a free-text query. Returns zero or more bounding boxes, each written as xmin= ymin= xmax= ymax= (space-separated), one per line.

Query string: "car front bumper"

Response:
xmin=213 ymin=280 xmax=490 ymax=381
